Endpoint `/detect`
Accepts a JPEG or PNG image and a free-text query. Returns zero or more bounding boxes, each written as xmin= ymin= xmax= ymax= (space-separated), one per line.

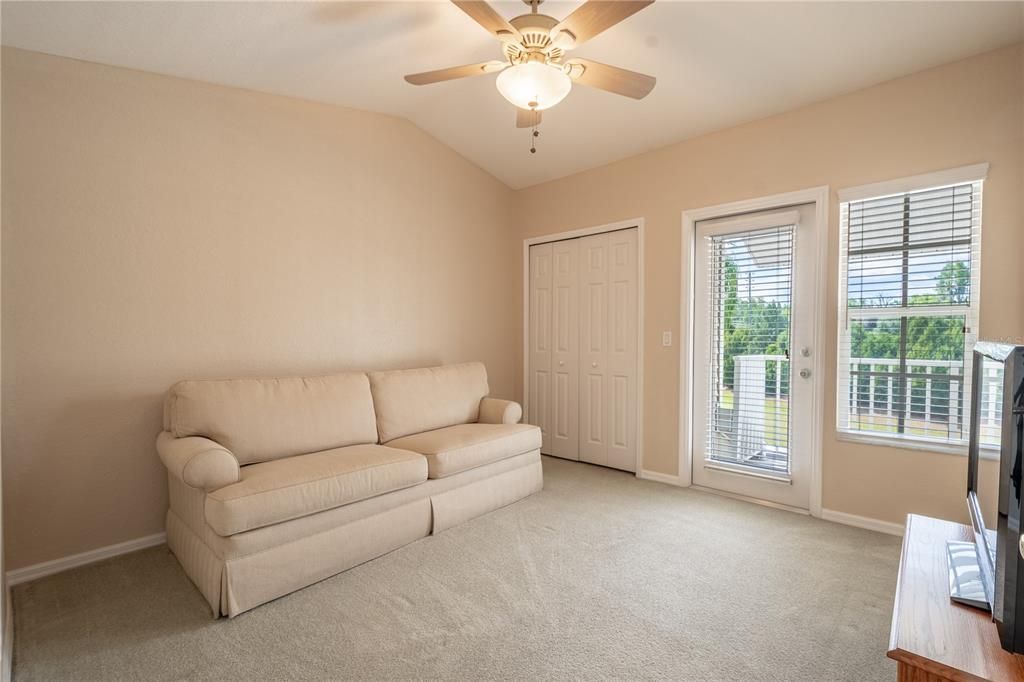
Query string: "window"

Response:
xmin=705 ymin=223 xmax=795 ymax=473
xmin=837 ymin=165 xmax=989 ymax=448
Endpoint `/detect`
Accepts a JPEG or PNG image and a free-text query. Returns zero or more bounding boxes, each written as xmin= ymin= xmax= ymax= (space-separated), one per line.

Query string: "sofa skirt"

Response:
xmin=167 ymin=452 xmax=544 ymax=617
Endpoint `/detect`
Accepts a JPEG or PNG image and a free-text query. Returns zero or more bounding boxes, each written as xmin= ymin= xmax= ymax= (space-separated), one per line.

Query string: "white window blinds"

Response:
xmin=837 ymin=174 xmax=989 ymax=447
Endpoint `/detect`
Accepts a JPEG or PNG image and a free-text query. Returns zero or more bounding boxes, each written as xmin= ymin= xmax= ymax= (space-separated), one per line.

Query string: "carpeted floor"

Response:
xmin=12 ymin=456 xmax=902 ymax=680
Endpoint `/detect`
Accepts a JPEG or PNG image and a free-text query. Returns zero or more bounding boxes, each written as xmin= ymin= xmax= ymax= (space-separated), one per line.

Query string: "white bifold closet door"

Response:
xmin=550 ymin=239 xmax=580 ymax=459
xmin=527 ymin=228 xmax=638 ymax=472
xmin=528 ymin=244 xmax=554 ymax=449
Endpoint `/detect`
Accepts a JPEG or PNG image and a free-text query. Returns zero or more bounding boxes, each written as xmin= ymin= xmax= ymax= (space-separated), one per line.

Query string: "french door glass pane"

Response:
xmin=706 ymin=225 xmax=794 ymax=474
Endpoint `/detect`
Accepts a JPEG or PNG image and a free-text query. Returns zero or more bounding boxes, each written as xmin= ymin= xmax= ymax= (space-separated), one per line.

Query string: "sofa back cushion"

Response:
xmin=165 ymin=372 xmax=378 ymax=465
xmin=369 ymin=362 xmax=489 ymax=443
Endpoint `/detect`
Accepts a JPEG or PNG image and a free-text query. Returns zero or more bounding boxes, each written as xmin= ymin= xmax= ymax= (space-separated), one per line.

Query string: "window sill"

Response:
xmin=834 ymin=429 xmax=1000 ymax=461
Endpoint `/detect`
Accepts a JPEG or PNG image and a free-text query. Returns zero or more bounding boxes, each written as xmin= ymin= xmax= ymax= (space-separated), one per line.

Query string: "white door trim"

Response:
xmin=680 ymin=188 xmax=828 ymax=517
xmin=523 ymin=218 xmax=646 ymax=475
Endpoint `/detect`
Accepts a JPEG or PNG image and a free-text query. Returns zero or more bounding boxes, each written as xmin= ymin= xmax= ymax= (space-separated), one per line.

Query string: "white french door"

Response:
xmin=691 ymin=205 xmax=817 ymax=509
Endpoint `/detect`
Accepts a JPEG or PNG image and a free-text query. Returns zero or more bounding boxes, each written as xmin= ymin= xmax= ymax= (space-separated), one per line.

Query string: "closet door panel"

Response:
xmin=606 ymin=229 xmax=638 ymax=472
xmin=578 ymin=233 xmax=609 ymax=466
xmin=528 ymin=243 xmax=554 ymax=452
xmin=549 ymin=239 xmax=580 ymax=460
xmin=531 ymin=228 xmax=638 ymax=472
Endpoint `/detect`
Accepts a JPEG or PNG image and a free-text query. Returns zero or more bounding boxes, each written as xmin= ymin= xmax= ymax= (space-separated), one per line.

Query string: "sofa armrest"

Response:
xmin=156 ymin=431 xmax=240 ymax=491
xmin=478 ymin=397 xmax=523 ymax=425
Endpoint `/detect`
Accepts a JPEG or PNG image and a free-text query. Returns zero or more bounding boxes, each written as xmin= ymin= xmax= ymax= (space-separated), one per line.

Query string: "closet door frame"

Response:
xmin=522 ymin=218 xmax=646 ymax=476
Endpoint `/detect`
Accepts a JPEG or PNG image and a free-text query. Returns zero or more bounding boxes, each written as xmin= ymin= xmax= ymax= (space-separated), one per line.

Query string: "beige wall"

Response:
xmin=514 ymin=44 xmax=1024 ymax=527
xmin=0 ymin=44 xmax=7 ymax=682
xmin=1 ymin=43 xmax=1021 ymax=570
xmin=0 ymin=48 xmax=517 ymax=570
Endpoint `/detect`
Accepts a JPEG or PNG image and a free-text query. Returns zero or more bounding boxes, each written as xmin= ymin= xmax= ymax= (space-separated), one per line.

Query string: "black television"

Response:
xmin=956 ymin=341 xmax=1024 ymax=653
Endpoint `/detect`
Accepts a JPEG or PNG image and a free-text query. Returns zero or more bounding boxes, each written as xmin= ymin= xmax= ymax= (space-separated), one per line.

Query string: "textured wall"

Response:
xmin=1 ymin=48 xmax=517 ymax=569
xmin=513 ymin=44 xmax=1024 ymax=526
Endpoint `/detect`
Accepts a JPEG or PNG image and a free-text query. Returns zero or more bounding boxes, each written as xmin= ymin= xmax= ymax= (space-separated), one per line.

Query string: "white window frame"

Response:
xmin=836 ymin=163 xmax=988 ymax=456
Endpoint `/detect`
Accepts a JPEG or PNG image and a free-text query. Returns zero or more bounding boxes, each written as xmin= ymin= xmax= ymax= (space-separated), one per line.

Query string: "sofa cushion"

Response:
xmin=166 ymin=372 xmax=378 ymax=465
xmin=386 ymin=423 xmax=541 ymax=479
xmin=204 ymin=444 xmax=427 ymax=536
xmin=368 ymin=362 xmax=490 ymax=443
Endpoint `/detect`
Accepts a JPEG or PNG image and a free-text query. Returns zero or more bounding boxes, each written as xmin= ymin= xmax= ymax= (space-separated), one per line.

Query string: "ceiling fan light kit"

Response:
xmin=405 ymin=0 xmax=656 ymax=151
xmin=495 ymin=61 xmax=571 ymax=111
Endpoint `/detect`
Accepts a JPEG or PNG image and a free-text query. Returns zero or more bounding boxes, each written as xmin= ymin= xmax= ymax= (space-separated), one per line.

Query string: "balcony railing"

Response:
xmin=845 ymin=357 xmax=1002 ymax=444
xmin=712 ymin=355 xmax=1003 ymax=467
xmin=712 ymin=354 xmax=790 ymax=472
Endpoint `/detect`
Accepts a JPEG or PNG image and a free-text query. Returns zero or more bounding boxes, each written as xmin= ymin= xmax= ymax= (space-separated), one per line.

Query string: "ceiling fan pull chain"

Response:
xmin=530 ymin=123 xmax=540 ymax=154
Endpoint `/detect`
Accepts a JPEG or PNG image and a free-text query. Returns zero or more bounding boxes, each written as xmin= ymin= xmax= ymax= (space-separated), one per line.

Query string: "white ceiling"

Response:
xmin=3 ymin=1 xmax=1022 ymax=189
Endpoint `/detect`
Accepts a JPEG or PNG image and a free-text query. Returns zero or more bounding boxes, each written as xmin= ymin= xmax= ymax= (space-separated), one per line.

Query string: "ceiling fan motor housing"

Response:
xmin=505 ymin=14 xmax=566 ymax=65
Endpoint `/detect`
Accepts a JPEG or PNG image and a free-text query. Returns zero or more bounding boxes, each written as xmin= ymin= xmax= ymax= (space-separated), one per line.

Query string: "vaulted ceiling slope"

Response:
xmin=2 ymin=2 xmax=1022 ymax=189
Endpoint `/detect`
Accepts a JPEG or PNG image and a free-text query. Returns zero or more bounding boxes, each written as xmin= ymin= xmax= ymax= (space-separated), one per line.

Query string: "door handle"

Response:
xmin=592 ymin=362 xmax=598 ymax=368
xmin=558 ymin=360 xmax=565 ymax=366
xmin=799 ymin=368 xmax=811 ymax=379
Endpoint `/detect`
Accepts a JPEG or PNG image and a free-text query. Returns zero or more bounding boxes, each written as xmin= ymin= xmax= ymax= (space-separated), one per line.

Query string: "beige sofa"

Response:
xmin=156 ymin=362 xmax=542 ymax=617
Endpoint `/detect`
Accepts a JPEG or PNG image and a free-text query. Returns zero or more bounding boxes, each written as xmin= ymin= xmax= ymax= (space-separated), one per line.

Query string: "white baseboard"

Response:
xmin=820 ymin=508 xmax=904 ymax=537
xmin=2 ymin=587 xmax=12 ymax=682
xmin=637 ymin=469 xmax=683 ymax=486
xmin=5 ymin=532 xmax=167 ymax=587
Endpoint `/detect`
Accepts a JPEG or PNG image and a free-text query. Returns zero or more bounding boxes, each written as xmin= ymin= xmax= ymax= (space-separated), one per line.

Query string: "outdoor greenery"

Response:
xmin=847 ymin=261 xmax=968 ymax=420
xmin=720 ymin=260 xmax=790 ymax=392
xmin=720 ymin=259 xmax=970 ymax=422
xmin=849 ymin=260 xmax=969 ymax=361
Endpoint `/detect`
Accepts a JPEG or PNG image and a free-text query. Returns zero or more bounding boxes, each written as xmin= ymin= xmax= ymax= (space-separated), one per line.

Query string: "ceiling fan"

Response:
xmin=404 ymin=0 xmax=656 ymax=131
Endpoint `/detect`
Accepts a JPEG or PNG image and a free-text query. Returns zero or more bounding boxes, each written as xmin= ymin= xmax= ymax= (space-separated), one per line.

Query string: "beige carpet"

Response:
xmin=12 ymin=456 xmax=901 ymax=680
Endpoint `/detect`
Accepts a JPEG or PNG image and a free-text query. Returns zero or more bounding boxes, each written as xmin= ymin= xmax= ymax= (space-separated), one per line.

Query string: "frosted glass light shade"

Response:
xmin=495 ymin=62 xmax=572 ymax=111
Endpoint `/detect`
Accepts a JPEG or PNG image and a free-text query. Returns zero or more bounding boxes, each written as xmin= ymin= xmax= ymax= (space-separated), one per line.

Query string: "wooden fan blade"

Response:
xmin=565 ymin=58 xmax=655 ymax=99
xmin=451 ymin=1 xmax=520 ymax=41
xmin=405 ymin=61 xmax=506 ymax=85
xmin=551 ymin=0 xmax=653 ymax=49
xmin=516 ymin=108 xmax=541 ymax=128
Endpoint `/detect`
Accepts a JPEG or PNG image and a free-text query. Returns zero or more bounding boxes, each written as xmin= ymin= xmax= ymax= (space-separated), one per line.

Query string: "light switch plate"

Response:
xmin=662 ymin=331 xmax=672 ymax=347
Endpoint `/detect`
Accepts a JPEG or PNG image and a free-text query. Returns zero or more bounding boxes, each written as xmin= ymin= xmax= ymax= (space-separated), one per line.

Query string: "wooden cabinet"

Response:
xmin=888 ymin=514 xmax=1024 ymax=681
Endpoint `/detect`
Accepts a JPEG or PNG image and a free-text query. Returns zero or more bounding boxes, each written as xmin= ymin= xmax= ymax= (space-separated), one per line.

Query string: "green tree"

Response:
xmin=937 ymin=261 xmax=969 ymax=305
xmin=720 ymin=260 xmax=790 ymax=391
xmin=721 ymin=260 xmax=739 ymax=387
xmin=718 ymin=255 xmax=971 ymax=420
